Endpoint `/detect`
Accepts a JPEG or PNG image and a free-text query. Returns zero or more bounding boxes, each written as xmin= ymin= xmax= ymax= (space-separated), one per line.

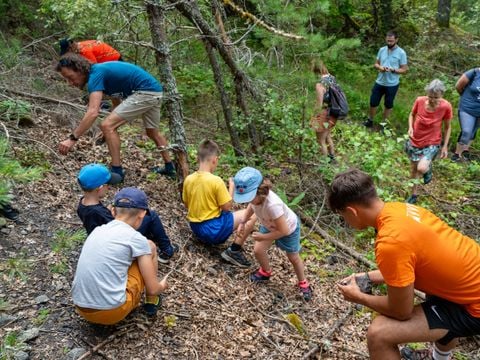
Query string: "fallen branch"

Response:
xmin=302 ymin=306 xmax=353 ymax=359
xmin=78 ymin=328 xmax=130 ymax=360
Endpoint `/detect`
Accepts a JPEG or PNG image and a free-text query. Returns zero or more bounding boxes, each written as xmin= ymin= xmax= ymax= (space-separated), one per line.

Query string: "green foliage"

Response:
xmin=0 ymin=252 xmax=32 ymax=281
xmin=276 ymin=188 xmax=305 ymax=210
xmin=33 ymin=309 xmax=49 ymax=325
xmin=0 ymin=331 xmax=28 ymax=359
xmin=51 ymin=228 xmax=86 ymax=254
xmin=0 ymin=37 xmax=22 ymax=70
xmin=284 ymin=313 xmax=306 ymax=335
xmin=0 ymin=100 xmax=31 ymax=123
xmin=15 ymin=146 xmax=51 ymax=171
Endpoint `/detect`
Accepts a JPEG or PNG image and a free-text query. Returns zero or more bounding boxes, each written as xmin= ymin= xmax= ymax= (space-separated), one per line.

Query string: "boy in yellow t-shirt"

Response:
xmin=328 ymin=168 xmax=480 ymax=360
xmin=182 ymin=139 xmax=252 ymax=267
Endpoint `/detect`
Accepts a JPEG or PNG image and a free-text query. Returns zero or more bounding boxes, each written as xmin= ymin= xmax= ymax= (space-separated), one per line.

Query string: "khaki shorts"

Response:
xmin=76 ymin=261 xmax=145 ymax=325
xmin=311 ymin=108 xmax=337 ymax=132
xmin=114 ymin=91 xmax=163 ymax=129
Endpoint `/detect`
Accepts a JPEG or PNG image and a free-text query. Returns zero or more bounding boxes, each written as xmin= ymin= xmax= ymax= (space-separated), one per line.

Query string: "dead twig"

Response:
xmin=77 ymin=327 xmax=131 ymax=360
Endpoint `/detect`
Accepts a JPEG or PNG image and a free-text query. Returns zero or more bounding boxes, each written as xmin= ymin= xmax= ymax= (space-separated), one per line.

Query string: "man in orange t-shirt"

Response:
xmin=405 ymin=79 xmax=452 ymax=204
xmin=59 ymin=38 xmax=121 ymax=63
xmin=328 ymin=168 xmax=480 ymax=360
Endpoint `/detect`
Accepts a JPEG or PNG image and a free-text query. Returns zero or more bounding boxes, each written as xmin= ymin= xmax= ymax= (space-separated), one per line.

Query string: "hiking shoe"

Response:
xmin=299 ymin=285 xmax=313 ymax=301
xmin=158 ymin=244 xmax=179 ymax=264
xmin=221 ymin=248 xmax=251 ymax=268
xmin=450 ymin=153 xmax=461 ymax=162
xmin=400 ymin=346 xmax=432 ymax=360
xmin=423 ymin=169 xmax=433 ymax=185
xmin=363 ymin=118 xmax=373 ymax=128
xmin=250 ymin=269 xmax=271 ymax=282
xmin=151 ymin=166 xmax=176 ymax=179
xmin=0 ymin=204 xmax=19 ymax=222
xmin=406 ymin=195 xmax=418 ymax=204
xmin=143 ymin=295 xmax=161 ymax=317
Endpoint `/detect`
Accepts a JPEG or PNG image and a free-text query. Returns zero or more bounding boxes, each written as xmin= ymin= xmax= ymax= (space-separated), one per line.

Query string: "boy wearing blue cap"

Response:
xmin=233 ymin=167 xmax=313 ymax=301
xmin=182 ymin=139 xmax=252 ymax=267
xmin=72 ymin=187 xmax=168 ymax=324
xmin=77 ymin=163 xmax=178 ymax=263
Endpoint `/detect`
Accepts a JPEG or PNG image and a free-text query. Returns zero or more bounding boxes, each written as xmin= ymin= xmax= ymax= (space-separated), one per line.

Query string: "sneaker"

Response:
xmin=110 ymin=167 xmax=125 ymax=183
xmin=143 ymin=295 xmax=161 ymax=317
xmin=221 ymin=248 xmax=251 ymax=268
xmin=406 ymin=195 xmax=418 ymax=204
xmin=0 ymin=204 xmax=19 ymax=222
xmin=151 ymin=166 xmax=176 ymax=179
xmin=158 ymin=244 xmax=179 ymax=264
xmin=250 ymin=269 xmax=271 ymax=282
xmin=451 ymin=153 xmax=461 ymax=162
xmin=299 ymin=285 xmax=313 ymax=301
xmin=400 ymin=346 xmax=432 ymax=360
xmin=363 ymin=118 xmax=373 ymax=128
xmin=423 ymin=169 xmax=433 ymax=185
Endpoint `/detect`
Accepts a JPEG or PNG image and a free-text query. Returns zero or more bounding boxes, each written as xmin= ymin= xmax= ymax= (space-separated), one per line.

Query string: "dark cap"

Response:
xmin=114 ymin=187 xmax=149 ymax=213
xmin=59 ymin=38 xmax=72 ymax=55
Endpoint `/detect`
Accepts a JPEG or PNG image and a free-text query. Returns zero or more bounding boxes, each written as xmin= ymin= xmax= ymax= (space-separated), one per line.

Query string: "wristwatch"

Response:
xmin=69 ymin=133 xmax=79 ymax=141
xmin=392 ymin=68 xmax=396 ymax=73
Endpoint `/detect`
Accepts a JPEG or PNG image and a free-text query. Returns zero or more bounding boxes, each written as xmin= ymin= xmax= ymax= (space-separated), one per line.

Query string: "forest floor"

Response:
xmin=1 ymin=56 xmax=480 ymax=360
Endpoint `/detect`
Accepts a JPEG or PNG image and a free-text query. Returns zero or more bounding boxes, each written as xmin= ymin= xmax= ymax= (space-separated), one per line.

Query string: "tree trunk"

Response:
xmin=203 ymin=40 xmax=244 ymax=156
xmin=171 ymin=0 xmax=261 ymax=152
xmin=436 ymin=0 xmax=451 ymax=28
xmin=379 ymin=0 xmax=393 ymax=34
xmin=145 ymin=2 xmax=189 ymax=189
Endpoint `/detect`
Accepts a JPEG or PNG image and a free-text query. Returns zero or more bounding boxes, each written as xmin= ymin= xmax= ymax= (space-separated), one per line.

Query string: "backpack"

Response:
xmin=327 ymin=81 xmax=349 ymax=119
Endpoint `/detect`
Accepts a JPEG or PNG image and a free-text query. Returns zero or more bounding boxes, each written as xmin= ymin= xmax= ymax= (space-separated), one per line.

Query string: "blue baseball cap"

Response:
xmin=233 ymin=167 xmax=263 ymax=203
xmin=77 ymin=163 xmax=120 ymax=190
xmin=114 ymin=187 xmax=149 ymax=213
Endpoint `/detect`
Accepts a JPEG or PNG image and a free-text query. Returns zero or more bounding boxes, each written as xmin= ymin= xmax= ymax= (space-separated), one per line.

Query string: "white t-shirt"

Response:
xmin=72 ymin=220 xmax=151 ymax=309
xmin=252 ymin=190 xmax=297 ymax=234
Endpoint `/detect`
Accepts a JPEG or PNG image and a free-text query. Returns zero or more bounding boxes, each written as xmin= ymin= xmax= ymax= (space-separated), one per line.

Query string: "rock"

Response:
xmin=34 ymin=295 xmax=49 ymax=304
xmin=64 ymin=347 xmax=86 ymax=360
xmin=1 ymin=227 xmax=9 ymax=234
xmin=13 ymin=351 xmax=29 ymax=360
xmin=326 ymin=255 xmax=339 ymax=265
xmin=0 ymin=313 xmax=16 ymax=325
xmin=18 ymin=328 xmax=40 ymax=342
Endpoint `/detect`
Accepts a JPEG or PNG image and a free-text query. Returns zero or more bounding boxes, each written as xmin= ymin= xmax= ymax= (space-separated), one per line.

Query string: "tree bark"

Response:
xmin=203 ymin=40 xmax=243 ymax=156
xmin=170 ymin=0 xmax=261 ymax=152
xmin=145 ymin=1 xmax=189 ymax=189
xmin=436 ymin=0 xmax=451 ymax=28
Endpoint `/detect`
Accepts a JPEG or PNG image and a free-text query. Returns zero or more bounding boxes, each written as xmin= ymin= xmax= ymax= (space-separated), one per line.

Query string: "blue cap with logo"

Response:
xmin=233 ymin=167 xmax=263 ymax=203
xmin=77 ymin=163 xmax=117 ymax=190
xmin=114 ymin=187 xmax=149 ymax=213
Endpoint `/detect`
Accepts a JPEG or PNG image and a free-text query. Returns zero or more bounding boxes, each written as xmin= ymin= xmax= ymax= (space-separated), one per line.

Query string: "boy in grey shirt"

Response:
xmin=72 ymin=187 xmax=168 ymax=324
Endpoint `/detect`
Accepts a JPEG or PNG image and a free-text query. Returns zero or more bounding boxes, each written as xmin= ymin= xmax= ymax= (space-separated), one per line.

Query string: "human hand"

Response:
xmin=251 ymin=232 xmax=264 ymax=241
xmin=59 ymin=139 xmax=76 ymax=155
xmin=383 ymin=66 xmax=390 ymax=72
xmin=440 ymin=147 xmax=448 ymax=159
xmin=337 ymin=274 xmax=364 ymax=303
xmin=408 ymin=127 xmax=414 ymax=137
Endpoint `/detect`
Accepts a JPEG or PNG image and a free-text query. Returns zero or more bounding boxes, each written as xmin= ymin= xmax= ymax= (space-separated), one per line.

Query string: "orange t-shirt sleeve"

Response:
xmin=376 ymin=237 xmax=416 ymax=287
xmin=80 ymin=49 xmax=97 ymax=63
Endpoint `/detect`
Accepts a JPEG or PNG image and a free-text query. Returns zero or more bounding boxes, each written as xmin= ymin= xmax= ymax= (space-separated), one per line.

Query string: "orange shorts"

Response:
xmin=311 ymin=109 xmax=337 ymax=132
xmin=76 ymin=261 xmax=145 ymax=325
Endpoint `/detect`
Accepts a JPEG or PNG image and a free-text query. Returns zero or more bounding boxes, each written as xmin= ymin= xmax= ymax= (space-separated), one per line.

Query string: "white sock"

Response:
xmin=432 ymin=343 xmax=452 ymax=360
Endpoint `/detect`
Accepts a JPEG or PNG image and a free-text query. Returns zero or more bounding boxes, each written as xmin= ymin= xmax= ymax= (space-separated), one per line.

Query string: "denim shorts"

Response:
xmin=259 ymin=219 xmax=301 ymax=253
xmin=189 ymin=211 xmax=234 ymax=245
xmin=404 ymin=139 xmax=440 ymax=162
xmin=370 ymin=83 xmax=399 ymax=109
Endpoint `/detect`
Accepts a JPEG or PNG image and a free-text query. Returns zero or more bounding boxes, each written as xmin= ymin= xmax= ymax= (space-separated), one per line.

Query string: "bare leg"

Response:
xmin=383 ymin=107 xmax=393 ymax=122
xmin=145 ymin=128 xmax=172 ymax=163
xmin=410 ymin=161 xmax=419 ymax=196
xmin=369 ymin=106 xmax=378 ymax=120
xmin=100 ymin=113 xmax=127 ymax=167
xmin=253 ymin=238 xmax=274 ymax=272
xmin=286 ymin=252 xmax=306 ymax=282
xmin=326 ymin=130 xmax=335 ymax=156
xmin=146 ymin=240 xmax=159 ymax=296
xmin=316 ymin=130 xmax=329 ymax=156
xmin=367 ymin=305 xmax=450 ymax=360
xmin=232 ymin=211 xmax=256 ymax=246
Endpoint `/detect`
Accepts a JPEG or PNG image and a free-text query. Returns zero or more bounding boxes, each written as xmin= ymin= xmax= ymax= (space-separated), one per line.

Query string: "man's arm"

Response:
xmin=441 ymin=119 xmax=452 ymax=158
xmin=455 ymin=74 xmax=469 ymax=95
xmin=394 ymin=63 xmax=408 ymax=74
xmin=137 ymin=252 xmax=167 ymax=295
xmin=58 ymin=91 xmax=103 ymax=154
xmin=374 ymin=59 xmax=386 ymax=72
xmin=338 ymin=278 xmax=415 ymax=320
xmin=408 ymin=111 xmax=416 ymax=137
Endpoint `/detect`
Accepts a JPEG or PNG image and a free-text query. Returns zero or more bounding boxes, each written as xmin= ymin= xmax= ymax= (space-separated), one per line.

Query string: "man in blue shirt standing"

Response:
xmin=364 ymin=31 xmax=408 ymax=128
xmin=56 ymin=53 xmax=175 ymax=180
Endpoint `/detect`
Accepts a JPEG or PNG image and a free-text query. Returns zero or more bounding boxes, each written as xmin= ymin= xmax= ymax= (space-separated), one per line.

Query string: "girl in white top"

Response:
xmin=233 ymin=167 xmax=313 ymax=301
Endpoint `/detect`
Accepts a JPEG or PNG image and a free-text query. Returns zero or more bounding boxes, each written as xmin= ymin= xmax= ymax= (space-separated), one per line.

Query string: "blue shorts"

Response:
xmin=189 ymin=211 xmax=234 ymax=245
xmin=259 ymin=219 xmax=301 ymax=253
xmin=370 ymin=83 xmax=399 ymax=109
xmin=404 ymin=139 xmax=440 ymax=162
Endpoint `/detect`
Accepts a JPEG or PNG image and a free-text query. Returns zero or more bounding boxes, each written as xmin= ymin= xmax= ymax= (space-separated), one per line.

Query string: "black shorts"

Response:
xmin=422 ymin=296 xmax=480 ymax=345
xmin=369 ymin=83 xmax=399 ymax=109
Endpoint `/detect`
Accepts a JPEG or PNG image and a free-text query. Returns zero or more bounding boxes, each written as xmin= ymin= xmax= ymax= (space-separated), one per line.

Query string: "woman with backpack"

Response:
xmin=451 ymin=67 xmax=480 ymax=162
xmin=311 ymin=60 xmax=348 ymax=163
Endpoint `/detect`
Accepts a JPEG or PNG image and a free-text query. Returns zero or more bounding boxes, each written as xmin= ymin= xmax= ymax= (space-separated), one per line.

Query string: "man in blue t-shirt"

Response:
xmin=364 ymin=31 xmax=408 ymax=128
xmin=56 ymin=53 xmax=175 ymax=180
